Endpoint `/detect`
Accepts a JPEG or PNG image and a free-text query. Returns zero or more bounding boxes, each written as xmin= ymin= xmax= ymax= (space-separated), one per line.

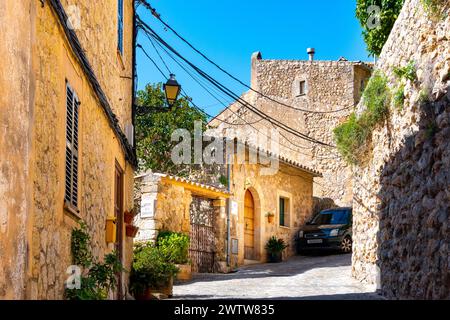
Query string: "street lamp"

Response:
xmin=163 ymin=74 xmax=181 ymax=106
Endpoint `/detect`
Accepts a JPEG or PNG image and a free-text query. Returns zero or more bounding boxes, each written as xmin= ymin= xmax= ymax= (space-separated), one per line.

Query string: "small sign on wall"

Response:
xmin=231 ymin=238 xmax=239 ymax=255
xmin=140 ymin=194 xmax=156 ymax=218
xmin=231 ymin=200 xmax=238 ymax=216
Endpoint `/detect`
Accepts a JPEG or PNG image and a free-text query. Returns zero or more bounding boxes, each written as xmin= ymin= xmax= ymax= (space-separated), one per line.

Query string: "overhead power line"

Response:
xmin=137 ymin=0 xmax=350 ymax=115
xmin=136 ymin=18 xmax=334 ymax=147
xmin=137 ymin=41 xmax=319 ymax=155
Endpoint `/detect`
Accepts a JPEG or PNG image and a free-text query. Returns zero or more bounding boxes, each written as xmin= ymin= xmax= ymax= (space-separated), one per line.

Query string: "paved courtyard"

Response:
xmin=173 ymin=253 xmax=382 ymax=300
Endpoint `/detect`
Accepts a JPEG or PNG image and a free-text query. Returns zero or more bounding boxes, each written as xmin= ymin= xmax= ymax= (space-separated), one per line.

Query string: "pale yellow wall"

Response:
xmin=0 ymin=0 xmax=135 ymax=299
xmin=230 ymin=160 xmax=314 ymax=264
xmin=0 ymin=0 xmax=35 ymax=300
xmin=61 ymin=0 xmax=135 ymax=130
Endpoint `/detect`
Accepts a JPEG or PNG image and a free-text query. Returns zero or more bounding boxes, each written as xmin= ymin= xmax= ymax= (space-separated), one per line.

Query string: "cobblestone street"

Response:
xmin=173 ymin=253 xmax=382 ymax=300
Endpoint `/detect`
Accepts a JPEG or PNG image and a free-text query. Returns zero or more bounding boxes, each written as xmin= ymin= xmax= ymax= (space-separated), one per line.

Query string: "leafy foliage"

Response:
xmin=129 ymin=242 xmax=179 ymax=295
xmin=420 ymin=0 xmax=445 ymax=18
xmin=157 ymin=231 xmax=190 ymax=265
xmin=66 ymin=224 xmax=124 ymax=300
xmin=265 ymin=236 xmax=288 ymax=254
xmin=393 ymin=60 xmax=417 ymax=81
xmin=218 ymin=175 xmax=228 ymax=187
xmin=356 ymin=0 xmax=405 ymax=56
xmin=71 ymin=222 xmax=92 ymax=268
xmin=135 ymin=83 xmax=207 ymax=174
xmin=393 ymin=84 xmax=406 ymax=109
xmin=334 ymin=71 xmax=391 ymax=164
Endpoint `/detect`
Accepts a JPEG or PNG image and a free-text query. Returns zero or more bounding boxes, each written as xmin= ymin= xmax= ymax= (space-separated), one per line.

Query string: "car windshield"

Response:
xmin=310 ymin=210 xmax=349 ymax=225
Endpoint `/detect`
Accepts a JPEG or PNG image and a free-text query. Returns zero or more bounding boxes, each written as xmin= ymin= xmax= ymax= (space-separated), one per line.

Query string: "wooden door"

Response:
xmin=244 ymin=190 xmax=255 ymax=260
xmin=114 ymin=162 xmax=124 ymax=299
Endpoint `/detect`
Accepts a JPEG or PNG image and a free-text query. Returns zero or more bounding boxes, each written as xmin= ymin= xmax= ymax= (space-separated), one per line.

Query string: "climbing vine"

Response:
xmin=65 ymin=222 xmax=124 ymax=300
xmin=420 ymin=0 xmax=446 ymax=18
xmin=334 ymin=71 xmax=391 ymax=164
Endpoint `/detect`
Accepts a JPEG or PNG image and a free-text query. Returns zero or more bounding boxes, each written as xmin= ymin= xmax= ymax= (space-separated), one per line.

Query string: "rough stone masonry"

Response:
xmin=210 ymin=53 xmax=372 ymax=207
xmin=351 ymin=0 xmax=449 ymax=300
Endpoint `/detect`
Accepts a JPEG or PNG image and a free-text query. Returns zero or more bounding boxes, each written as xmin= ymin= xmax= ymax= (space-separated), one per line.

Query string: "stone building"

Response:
xmin=351 ymin=0 xmax=449 ymax=299
xmin=210 ymin=53 xmax=372 ymax=207
xmin=226 ymin=143 xmax=320 ymax=266
xmin=0 ymin=0 xmax=137 ymax=299
xmin=135 ymin=141 xmax=320 ymax=270
xmin=134 ymin=172 xmax=231 ymax=273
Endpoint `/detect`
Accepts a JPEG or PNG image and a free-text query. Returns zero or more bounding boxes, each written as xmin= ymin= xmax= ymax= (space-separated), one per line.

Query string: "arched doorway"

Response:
xmin=244 ymin=190 xmax=255 ymax=260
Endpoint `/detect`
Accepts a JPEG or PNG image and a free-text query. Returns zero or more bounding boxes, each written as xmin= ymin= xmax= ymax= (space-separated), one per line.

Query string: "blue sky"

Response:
xmin=136 ymin=0 xmax=371 ymax=117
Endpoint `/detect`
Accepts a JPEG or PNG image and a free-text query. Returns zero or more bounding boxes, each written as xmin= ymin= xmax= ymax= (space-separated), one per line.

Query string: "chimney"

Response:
xmin=307 ymin=48 xmax=315 ymax=61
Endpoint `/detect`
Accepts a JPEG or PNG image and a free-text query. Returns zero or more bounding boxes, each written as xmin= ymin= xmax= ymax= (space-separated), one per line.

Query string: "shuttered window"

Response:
xmin=65 ymin=82 xmax=79 ymax=208
xmin=118 ymin=0 xmax=124 ymax=54
xmin=279 ymin=198 xmax=285 ymax=226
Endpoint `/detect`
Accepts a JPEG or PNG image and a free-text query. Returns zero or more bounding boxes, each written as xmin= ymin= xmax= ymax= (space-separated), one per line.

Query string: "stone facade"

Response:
xmin=229 ymin=153 xmax=317 ymax=265
xmin=210 ymin=55 xmax=372 ymax=207
xmin=351 ymin=0 xmax=449 ymax=299
xmin=134 ymin=172 xmax=228 ymax=271
xmin=0 ymin=0 xmax=136 ymax=299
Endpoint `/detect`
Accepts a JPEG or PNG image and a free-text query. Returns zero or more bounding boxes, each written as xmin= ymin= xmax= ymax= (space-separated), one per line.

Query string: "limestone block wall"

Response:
xmin=60 ymin=0 xmax=135 ymax=130
xmin=26 ymin=2 xmax=136 ymax=299
xmin=351 ymin=0 xmax=449 ymax=299
xmin=0 ymin=0 xmax=35 ymax=300
xmin=0 ymin=0 xmax=136 ymax=299
xmin=230 ymin=160 xmax=314 ymax=264
xmin=211 ymin=57 xmax=372 ymax=206
xmin=134 ymin=175 xmax=194 ymax=242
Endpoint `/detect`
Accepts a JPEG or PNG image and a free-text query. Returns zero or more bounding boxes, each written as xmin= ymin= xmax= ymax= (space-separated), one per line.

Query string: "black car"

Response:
xmin=296 ymin=207 xmax=353 ymax=253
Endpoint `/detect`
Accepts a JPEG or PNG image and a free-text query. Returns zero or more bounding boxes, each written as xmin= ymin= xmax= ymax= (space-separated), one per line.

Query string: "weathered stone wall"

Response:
xmin=0 ymin=0 xmax=35 ymax=300
xmin=230 ymin=159 xmax=315 ymax=264
xmin=61 ymin=0 xmax=134 ymax=130
xmin=211 ymin=56 xmax=371 ymax=206
xmin=0 ymin=0 xmax=135 ymax=299
xmin=351 ymin=0 xmax=449 ymax=299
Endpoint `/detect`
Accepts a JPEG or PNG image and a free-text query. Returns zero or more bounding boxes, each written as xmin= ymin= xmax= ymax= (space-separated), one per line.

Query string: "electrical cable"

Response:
xmin=137 ymin=0 xmax=351 ymax=114
xmin=137 ymin=18 xmax=334 ymax=147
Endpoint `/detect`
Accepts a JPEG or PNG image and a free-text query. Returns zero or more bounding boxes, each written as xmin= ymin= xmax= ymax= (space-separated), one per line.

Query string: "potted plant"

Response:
xmin=126 ymin=224 xmax=139 ymax=238
xmin=265 ymin=212 xmax=275 ymax=224
xmin=124 ymin=210 xmax=135 ymax=224
xmin=130 ymin=243 xmax=179 ymax=300
xmin=157 ymin=231 xmax=191 ymax=281
xmin=265 ymin=236 xmax=288 ymax=263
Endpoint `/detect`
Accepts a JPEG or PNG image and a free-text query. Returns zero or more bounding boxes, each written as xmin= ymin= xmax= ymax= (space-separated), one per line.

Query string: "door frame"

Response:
xmin=114 ymin=160 xmax=124 ymax=299
xmin=244 ymin=189 xmax=255 ymax=260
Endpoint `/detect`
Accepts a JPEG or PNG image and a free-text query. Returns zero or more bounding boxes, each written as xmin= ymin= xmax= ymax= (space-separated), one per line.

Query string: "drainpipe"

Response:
xmin=226 ymin=154 xmax=231 ymax=268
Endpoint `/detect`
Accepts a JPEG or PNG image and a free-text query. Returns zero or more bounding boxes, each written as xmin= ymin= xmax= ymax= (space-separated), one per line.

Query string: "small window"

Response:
xmin=65 ymin=82 xmax=79 ymax=208
xmin=299 ymin=80 xmax=306 ymax=96
xmin=118 ymin=0 xmax=124 ymax=54
xmin=279 ymin=197 xmax=290 ymax=227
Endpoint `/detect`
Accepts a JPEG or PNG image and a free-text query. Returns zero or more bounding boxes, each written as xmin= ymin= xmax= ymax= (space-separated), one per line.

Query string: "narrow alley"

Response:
xmin=173 ymin=254 xmax=382 ymax=300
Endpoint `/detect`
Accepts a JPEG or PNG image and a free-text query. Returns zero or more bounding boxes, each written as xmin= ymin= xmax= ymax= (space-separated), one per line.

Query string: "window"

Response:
xmin=279 ymin=197 xmax=289 ymax=227
xmin=65 ymin=82 xmax=79 ymax=208
xmin=299 ymin=80 xmax=306 ymax=96
xmin=310 ymin=210 xmax=350 ymax=225
xmin=118 ymin=0 xmax=124 ymax=54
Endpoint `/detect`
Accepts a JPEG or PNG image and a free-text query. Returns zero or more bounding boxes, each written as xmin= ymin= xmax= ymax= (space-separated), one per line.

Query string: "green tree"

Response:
xmin=135 ymin=83 xmax=207 ymax=174
xmin=356 ymin=0 xmax=405 ymax=57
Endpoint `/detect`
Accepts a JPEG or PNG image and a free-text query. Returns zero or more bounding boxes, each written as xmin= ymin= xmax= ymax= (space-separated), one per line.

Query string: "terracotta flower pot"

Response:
xmin=267 ymin=251 xmax=282 ymax=263
xmin=134 ymin=287 xmax=155 ymax=300
xmin=267 ymin=215 xmax=274 ymax=223
xmin=151 ymin=277 xmax=174 ymax=298
xmin=126 ymin=224 xmax=138 ymax=237
xmin=124 ymin=210 xmax=135 ymax=224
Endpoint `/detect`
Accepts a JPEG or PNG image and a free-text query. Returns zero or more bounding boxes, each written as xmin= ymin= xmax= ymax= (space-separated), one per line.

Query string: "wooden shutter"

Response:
xmin=65 ymin=83 xmax=79 ymax=208
xmin=118 ymin=0 xmax=124 ymax=54
xmin=279 ymin=198 xmax=285 ymax=226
